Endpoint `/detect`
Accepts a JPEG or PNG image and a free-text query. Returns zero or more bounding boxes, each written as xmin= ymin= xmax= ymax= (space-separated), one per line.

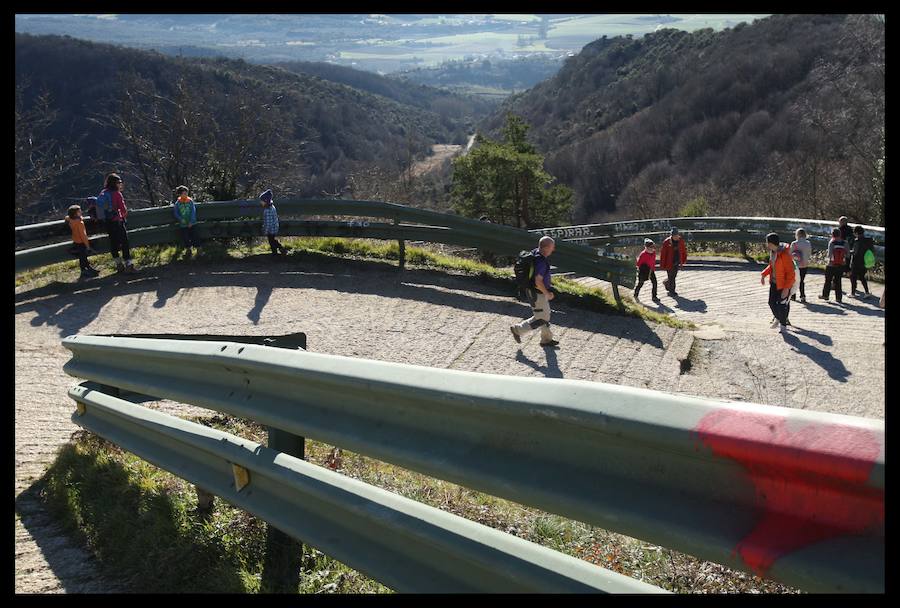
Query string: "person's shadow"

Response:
xmin=802 ymin=302 xmax=847 ymax=316
xmin=781 ymin=331 xmax=850 ymax=382
xmin=669 ymin=294 xmax=707 ymax=312
xmin=515 ymin=348 xmax=563 ymax=378
xmin=247 ymin=284 xmax=274 ymax=325
xmin=788 ymin=326 xmax=833 ymax=346
xmin=837 ymin=299 xmax=886 ymax=318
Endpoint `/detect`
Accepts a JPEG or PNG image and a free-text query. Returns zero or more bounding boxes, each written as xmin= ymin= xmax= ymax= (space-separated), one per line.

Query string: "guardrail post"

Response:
xmin=261 ymin=426 xmax=305 ymax=593
xmin=195 ymin=486 xmax=215 ymax=515
xmin=395 ymin=217 xmax=405 ymax=270
xmin=739 ymin=241 xmax=748 ymax=257
xmin=610 ymin=284 xmax=624 ymax=310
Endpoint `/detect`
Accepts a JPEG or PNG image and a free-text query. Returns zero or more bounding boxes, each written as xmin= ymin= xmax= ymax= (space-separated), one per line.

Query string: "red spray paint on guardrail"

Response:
xmin=696 ymin=409 xmax=883 ymax=577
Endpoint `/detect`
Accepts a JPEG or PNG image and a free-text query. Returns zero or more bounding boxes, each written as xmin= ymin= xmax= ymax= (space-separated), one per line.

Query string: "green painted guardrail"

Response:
xmin=533 ymin=217 xmax=886 ymax=262
xmin=14 ymin=199 xmax=636 ymax=288
xmin=62 ymin=335 xmax=885 ymax=593
xmin=68 ymin=384 xmax=662 ymax=593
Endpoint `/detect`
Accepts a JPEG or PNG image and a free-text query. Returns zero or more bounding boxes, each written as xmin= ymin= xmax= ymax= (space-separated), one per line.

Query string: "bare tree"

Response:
xmin=15 ymin=82 xmax=81 ymax=216
xmin=205 ymin=85 xmax=308 ymax=201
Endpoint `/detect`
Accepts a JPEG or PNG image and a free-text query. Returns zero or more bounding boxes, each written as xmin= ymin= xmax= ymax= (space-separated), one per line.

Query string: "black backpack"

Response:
xmin=514 ymin=249 xmax=537 ymax=300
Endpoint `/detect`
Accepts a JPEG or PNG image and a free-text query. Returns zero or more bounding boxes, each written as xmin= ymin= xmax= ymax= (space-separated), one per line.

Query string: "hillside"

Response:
xmin=479 ymin=14 xmax=884 ymax=225
xmin=15 ymin=33 xmax=487 ymax=219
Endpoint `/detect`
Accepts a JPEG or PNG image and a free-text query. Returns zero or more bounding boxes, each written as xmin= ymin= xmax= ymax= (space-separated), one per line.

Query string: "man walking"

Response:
xmin=660 ymin=227 xmax=687 ymax=296
xmin=510 ymin=236 xmax=559 ymax=348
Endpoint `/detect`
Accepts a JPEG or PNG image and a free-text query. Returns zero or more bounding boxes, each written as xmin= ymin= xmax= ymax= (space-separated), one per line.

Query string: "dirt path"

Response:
xmin=408 ymin=134 xmax=475 ymax=179
xmin=14 ymin=253 xmax=884 ymax=592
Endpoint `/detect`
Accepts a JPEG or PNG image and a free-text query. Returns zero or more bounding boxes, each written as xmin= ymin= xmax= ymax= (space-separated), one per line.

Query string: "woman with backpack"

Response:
xmin=848 ymin=225 xmax=875 ymax=299
xmin=98 ymin=173 xmax=136 ymax=273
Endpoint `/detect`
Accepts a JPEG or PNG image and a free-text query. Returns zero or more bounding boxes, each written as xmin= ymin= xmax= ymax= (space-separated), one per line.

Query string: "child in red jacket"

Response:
xmin=634 ymin=238 xmax=660 ymax=303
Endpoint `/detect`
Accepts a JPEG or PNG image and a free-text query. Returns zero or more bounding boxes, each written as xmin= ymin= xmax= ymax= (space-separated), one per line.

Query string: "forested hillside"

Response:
xmin=15 ymin=33 xmax=487 ymax=219
xmin=479 ymin=14 xmax=884 ymax=225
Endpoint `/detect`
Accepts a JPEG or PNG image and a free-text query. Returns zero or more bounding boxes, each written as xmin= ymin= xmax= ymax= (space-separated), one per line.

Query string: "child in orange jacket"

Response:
xmin=760 ymin=232 xmax=796 ymax=331
xmin=66 ymin=204 xmax=99 ymax=279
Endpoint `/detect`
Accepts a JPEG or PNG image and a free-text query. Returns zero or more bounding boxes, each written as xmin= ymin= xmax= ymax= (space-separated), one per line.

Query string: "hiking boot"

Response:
xmin=790 ymin=294 xmax=796 ymax=301
xmin=818 ymin=295 xmax=828 ymax=301
xmin=799 ymin=296 xmax=806 ymax=303
xmin=770 ymin=318 xmax=781 ymax=329
xmin=779 ymin=324 xmax=788 ymax=333
xmin=509 ymin=326 xmax=521 ymax=344
xmin=125 ymin=264 xmax=137 ymax=274
xmin=651 ymin=296 xmax=661 ymax=303
xmin=115 ymin=261 xmax=126 ymax=273
xmin=540 ymin=340 xmax=560 ymax=348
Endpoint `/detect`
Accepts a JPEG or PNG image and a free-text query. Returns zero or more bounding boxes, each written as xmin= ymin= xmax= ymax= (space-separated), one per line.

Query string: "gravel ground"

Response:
xmin=14 ymin=253 xmax=885 ymax=593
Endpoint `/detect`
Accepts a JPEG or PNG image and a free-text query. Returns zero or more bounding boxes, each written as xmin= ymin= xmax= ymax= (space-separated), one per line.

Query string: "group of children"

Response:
xmin=632 ymin=216 xmax=880 ymax=331
xmin=66 ymin=174 xmax=288 ymax=280
xmin=632 ymin=227 xmax=688 ymax=302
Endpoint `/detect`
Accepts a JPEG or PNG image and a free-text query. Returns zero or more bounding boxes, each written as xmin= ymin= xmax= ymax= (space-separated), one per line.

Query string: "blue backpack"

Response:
xmin=94 ymin=190 xmax=114 ymax=221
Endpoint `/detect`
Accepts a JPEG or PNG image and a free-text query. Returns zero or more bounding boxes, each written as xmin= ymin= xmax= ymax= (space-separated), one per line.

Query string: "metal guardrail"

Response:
xmin=533 ymin=217 xmax=886 ymax=261
xmin=14 ymin=199 xmax=636 ymax=288
xmin=62 ymin=335 xmax=885 ymax=593
xmin=68 ymin=386 xmax=661 ymax=593
xmin=63 ymin=335 xmax=665 ymax=594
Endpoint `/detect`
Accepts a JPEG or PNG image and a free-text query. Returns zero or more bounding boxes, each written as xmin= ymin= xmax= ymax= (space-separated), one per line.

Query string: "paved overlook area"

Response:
xmin=14 ymin=254 xmax=885 ymax=593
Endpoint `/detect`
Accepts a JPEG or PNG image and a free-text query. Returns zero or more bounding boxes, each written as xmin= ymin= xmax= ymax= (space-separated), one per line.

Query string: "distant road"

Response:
xmin=408 ymin=133 xmax=475 ymax=179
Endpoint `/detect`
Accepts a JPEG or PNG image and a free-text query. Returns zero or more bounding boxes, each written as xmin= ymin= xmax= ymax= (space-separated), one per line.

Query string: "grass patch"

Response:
xmin=39 ymin=429 xmax=389 ymax=594
xmin=39 ymin=416 xmax=799 ymax=593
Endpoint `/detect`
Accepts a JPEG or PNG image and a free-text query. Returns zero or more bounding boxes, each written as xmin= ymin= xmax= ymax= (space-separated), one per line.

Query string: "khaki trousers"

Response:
xmin=513 ymin=291 xmax=554 ymax=342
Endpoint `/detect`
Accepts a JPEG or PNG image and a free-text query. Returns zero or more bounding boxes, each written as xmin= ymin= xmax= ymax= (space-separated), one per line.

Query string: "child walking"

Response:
xmin=66 ymin=204 xmax=99 ymax=279
xmin=260 ymin=189 xmax=288 ymax=256
xmin=172 ymin=185 xmax=200 ymax=258
xmin=760 ymin=232 xmax=796 ymax=331
xmin=819 ymin=227 xmax=848 ymax=303
xmin=848 ymin=225 xmax=874 ymax=298
xmin=633 ymin=238 xmax=660 ymax=303
xmin=789 ymin=228 xmax=811 ymax=303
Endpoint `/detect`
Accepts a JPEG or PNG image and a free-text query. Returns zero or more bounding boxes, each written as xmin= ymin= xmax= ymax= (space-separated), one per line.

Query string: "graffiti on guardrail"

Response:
xmin=539 ymin=226 xmax=594 ymax=239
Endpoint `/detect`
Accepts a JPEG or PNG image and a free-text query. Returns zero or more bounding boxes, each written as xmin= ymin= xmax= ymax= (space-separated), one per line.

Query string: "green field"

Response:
xmin=340 ymin=14 xmax=769 ymax=68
